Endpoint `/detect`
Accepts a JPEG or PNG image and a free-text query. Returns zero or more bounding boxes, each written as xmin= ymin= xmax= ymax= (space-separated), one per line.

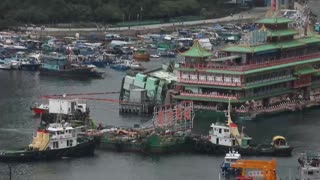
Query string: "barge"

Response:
xmin=98 ymin=101 xmax=293 ymax=156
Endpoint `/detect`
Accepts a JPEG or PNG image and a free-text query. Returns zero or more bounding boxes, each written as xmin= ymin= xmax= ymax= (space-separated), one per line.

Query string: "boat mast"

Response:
xmin=227 ymin=98 xmax=232 ymax=125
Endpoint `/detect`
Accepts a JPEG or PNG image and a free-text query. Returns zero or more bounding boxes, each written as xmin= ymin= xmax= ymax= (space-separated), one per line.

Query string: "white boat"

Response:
xmin=0 ymin=60 xmax=11 ymax=70
xmin=150 ymin=54 xmax=160 ymax=58
xmin=220 ymin=150 xmax=241 ymax=175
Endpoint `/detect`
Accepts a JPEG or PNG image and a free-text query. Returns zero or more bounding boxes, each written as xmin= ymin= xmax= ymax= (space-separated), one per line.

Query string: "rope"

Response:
xmin=39 ymin=91 xmax=120 ymax=99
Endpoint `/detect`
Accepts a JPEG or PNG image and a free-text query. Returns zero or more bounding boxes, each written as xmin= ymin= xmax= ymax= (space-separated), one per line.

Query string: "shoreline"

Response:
xmin=27 ymin=7 xmax=268 ymax=38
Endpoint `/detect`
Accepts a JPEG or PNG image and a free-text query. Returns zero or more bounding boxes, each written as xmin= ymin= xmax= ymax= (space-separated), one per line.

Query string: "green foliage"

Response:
xmin=0 ymin=0 xmax=236 ymax=28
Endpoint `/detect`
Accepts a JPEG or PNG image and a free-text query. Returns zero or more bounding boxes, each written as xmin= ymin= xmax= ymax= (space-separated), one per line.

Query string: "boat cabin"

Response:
xmin=48 ymin=98 xmax=88 ymax=115
xmin=47 ymin=123 xmax=77 ymax=150
xmin=224 ymin=150 xmax=241 ymax=165
xmin=272 ymin=136 xmax=288 ymax=147
xmin=209 ymin=123 xmax=236 ymax=146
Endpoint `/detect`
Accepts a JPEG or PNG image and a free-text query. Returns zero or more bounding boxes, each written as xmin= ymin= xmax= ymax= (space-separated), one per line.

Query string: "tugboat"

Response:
xmin=220 ymin=150 xmax=241 ymax=176
xmin=0 ymin=122 xmax=95 ymax=161
xmin=193 ymin=100 xmax=293 ymax=156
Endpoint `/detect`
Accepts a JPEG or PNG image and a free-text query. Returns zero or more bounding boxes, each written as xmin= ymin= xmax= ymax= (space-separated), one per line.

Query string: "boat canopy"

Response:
xmin=272 ymin=136 xmax=286 ymax=142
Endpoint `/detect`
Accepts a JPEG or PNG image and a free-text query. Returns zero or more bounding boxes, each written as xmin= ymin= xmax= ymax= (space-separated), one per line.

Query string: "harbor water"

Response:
xmin=1 ymin=2 xmax=320 ymax=179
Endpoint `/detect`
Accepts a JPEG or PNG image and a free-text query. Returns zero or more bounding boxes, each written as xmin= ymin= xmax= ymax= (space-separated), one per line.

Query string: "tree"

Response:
xmin=94 ymin=4 xmax=122 ymax=22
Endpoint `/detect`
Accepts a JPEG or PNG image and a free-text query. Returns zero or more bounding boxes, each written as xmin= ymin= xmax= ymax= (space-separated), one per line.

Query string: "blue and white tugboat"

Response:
xmin=0 ymin=122 xmax=95 ymax=161
xmin=220 ymin=150 xmax=241 ymax=176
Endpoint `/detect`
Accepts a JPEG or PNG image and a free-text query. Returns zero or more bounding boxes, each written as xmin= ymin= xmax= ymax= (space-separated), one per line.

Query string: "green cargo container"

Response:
xmin=135 ymin=73 xmax=147 ymax=82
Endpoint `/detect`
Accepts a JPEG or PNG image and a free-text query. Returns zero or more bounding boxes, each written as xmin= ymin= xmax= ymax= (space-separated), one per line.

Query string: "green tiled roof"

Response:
xmin=275 ymin=40 xmax=305 ymax=49
xmin=298 ymin=37 xmax=320 ymax=44
xmin=244 ymin=77 xmax=297 ymax=89
xmin=313 ymin=72 xmax=320 ymax=76
xmin=205 ymin=69 xmax=244 ymax=75
xmin=223 ymin=44 xmax=278 ymax=53
xmin=256 ymin=17 xmax=294 ymax=24
xmin=223 ymin=36 xmax=320 ymax=53
xmin=203 ymin=57 xmax=320 ymax=75
xmin=239 ymin=89 xmax=294 ymax=102
xmin=245 ymin=58 xmax=320 ymax=74
xmin=294 ymin=66 xmax=317 ymax=75
xmin=180 ymin=40 xmax=213 ymax=58
xmin=267 ymin=29 xmax=298 ymax=37
xmin=176 ymin=68 xmax=197 ymax=72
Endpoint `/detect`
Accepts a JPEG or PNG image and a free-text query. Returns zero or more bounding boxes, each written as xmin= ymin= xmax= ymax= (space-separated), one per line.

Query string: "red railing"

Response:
xmin=180 ymin=53 xmax=320 ymax=72
xmin=180 ymin=92 xmax=238 ymax=100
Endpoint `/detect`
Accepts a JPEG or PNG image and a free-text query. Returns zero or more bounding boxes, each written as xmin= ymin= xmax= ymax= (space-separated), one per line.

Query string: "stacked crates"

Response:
xmin=156 ymin=80 xmax=168 ymax=104
xmin=123 ymin=76 xmax=135 ymax=90
xmin=134 ymin=73 xmax=147 ymax=89
xmin=145 ymin=77 xmax=159 ymax=100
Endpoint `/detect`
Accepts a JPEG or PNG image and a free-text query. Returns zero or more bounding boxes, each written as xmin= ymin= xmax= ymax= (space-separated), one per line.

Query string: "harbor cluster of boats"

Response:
xmin=3 ymin=2 xmax=320 ymax=179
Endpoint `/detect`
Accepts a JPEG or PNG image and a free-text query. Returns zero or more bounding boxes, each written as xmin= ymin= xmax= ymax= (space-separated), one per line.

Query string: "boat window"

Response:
xmin=224 ymin=129 xmax=229 ymax=132
xmin=67 ymin=140 xmax=74 ymax=147
xmin=219 ymin=129 xmax=222 ymax=133
xmin=53 ymin=141 xmax=59 ymax=149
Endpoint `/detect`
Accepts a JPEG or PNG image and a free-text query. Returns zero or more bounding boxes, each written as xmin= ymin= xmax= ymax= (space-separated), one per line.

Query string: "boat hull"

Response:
xmin=0 ymin=139 xmax=95 ymax=162
xmin=32 ymin=108 xmax=48 ymax=115
xmin=133 ymin=54 xmax=150 ymax=62
xmin=39 ymin=68 xmax=104 ymax=78
xmin=191 ymin=138 xmax=293 ymax=157
xmin=20 ymin=64 xmax=41 ymax=71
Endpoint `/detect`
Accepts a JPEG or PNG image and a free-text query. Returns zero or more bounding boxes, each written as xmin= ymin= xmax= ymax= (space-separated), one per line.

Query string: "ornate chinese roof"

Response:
xmin=256 ymin=17 xmax=294 ymax=24
xmin=223 ymin=36 xmax=320 ymax=53
xmin=180 ymin=39 xmax=213 ymax=58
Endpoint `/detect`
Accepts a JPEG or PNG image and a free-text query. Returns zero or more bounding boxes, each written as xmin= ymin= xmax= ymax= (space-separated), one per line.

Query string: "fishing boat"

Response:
xmin=40 ymin=52 xmax=104 ymax=78
xmin=133 ymin=48 xmax=150 ymax=62
xmin=0 ymin=122 xmax=95 ymax=162
xmin=16 ymin=52 xmax=41 ymax=70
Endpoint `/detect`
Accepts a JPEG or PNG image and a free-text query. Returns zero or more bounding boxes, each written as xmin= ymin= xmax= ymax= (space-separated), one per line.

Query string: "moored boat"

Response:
xmin=0 ymin=122 xmax=95 ymax=162
xmin=220 ymin=150 xmax=241 ymax=176
xmin=31 ymin=104 xmax=49 ymax=115
xmin=40 ymin=52 xmax=105 ymax=78
xmin=191 ymin=101 xmax=293 ymax=156
xmin=133 ymin=48 xmax=150 ymax=62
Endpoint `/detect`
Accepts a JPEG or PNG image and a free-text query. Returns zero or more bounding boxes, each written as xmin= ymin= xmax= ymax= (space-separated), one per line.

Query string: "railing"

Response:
xmin=179 ymin=79 xmax=241 ymax=87
xmin=180 ymin=53 xmax=320 ymax=72
xmin=180 ymin=92 xmax=238 ymax=100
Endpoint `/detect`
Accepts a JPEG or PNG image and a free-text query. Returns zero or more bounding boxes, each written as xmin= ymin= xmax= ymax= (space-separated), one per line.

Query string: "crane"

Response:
xmin=231 ymin=159 xmax=277 ymax=180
